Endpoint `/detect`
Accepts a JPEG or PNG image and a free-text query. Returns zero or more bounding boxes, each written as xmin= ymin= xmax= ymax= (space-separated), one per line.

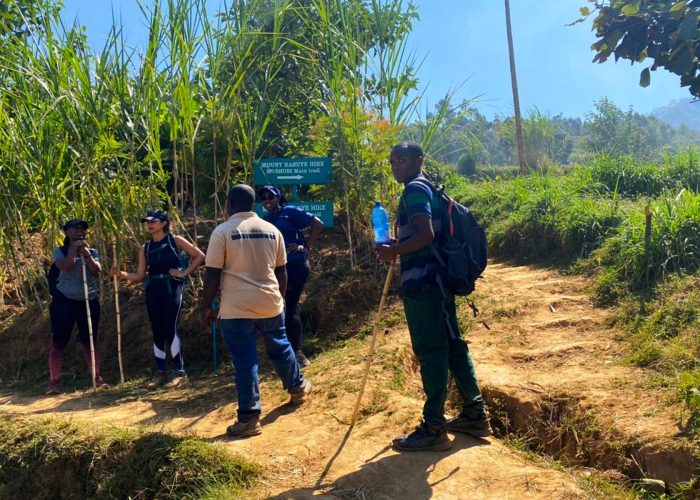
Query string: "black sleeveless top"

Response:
xmin=145 ymin=234 xmax=180 ymax=276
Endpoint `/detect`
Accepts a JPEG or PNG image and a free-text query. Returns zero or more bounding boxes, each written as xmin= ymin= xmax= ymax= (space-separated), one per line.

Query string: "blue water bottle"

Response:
xmin=372 ymin=201 xmax=391 ymax=245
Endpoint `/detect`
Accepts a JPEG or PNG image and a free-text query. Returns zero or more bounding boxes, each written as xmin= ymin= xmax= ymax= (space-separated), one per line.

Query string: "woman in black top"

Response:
xmin=111 ymin=210 xmax=204 ymax=386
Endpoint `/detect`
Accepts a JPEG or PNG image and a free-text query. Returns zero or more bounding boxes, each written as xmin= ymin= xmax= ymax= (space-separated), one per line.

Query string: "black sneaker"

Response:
xmin=392 ymin=422 xmax=452 ymax=452
xmin=153 ymin=370 xmax=167 ymax=387
xmin=444 ymin=414 xmax=492 ymax=438
xmin=169 ymin=370 xmax=187 ymax=387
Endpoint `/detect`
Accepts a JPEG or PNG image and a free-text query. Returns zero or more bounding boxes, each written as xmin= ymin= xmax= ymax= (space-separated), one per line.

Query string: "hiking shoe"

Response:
xmin=226 ymin=418 xmax=262 ymax=438
xmin=95 ymin=376 xmax=110 ymax=390
xmin=392 ymin=422 xmax=452 ymax=452
xmin=169 ymin=370 xmax=188 ymax=387
xmin=46 ymin=380 xmax=61 ymax=395
xmin=289 ymin=378 xmax=312 ymax=406
xmin=295 ymin=350 xmax=311 ymax=368
xmin=444 ymin=414 xmax=492 ymax=438
xmin=153 ymin=370 xmax=167 ymax=387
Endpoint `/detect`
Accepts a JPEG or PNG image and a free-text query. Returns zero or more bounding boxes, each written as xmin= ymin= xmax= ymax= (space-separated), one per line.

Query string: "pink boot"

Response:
xmin=46 ymin=343 xmax=65 ymax=395
xmin=82 ymin=344 xmax=108 ymax=388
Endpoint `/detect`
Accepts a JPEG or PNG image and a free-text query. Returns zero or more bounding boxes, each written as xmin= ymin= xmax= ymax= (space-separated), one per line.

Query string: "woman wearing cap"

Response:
xmin=257 ymin=185 xmax=323 ymax=367
xmin=47 ymin=219 xmax=108 ymax=394
xmin=111 ymin=210 xmax=205 ymax=386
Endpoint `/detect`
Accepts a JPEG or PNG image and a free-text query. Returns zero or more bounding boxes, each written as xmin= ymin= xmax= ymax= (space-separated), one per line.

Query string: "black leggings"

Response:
xmin=145 ymin=278 xmax=184 ymax=370
xmin=50 ymin=290 xmax=100 ymax=346
xmin=285 ymin=258 xmax=310 ymax=352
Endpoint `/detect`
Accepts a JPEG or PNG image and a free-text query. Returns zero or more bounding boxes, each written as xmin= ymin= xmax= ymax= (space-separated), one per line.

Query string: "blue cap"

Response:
xmin=257 ymin=185 xmax=282 ymax=199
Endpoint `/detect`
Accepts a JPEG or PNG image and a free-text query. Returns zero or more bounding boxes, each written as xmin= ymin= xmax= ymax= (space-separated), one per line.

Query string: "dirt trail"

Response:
xmin=468 ymin=263 xmax=694 ymax=484
xmin=0 ymin=262 xmax=694 ymax=497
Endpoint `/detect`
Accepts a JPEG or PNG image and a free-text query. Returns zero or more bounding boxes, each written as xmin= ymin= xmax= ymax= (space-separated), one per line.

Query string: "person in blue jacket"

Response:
xmin=257 ymin=185 xmax=323 ymax=367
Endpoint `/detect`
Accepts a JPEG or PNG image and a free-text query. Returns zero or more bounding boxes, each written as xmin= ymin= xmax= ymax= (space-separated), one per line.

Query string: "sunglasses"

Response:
xmin=260 ymin=194 xmax=277 ymax=201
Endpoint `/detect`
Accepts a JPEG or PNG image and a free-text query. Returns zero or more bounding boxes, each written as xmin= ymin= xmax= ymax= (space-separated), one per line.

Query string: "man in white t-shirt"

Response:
xmin=203 ymin=184 xmax=311 ymax=438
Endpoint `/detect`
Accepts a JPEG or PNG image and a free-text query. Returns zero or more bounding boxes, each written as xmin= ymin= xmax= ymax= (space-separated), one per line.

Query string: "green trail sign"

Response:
xmin=256 ymin=201 xmax=334 ymax=228
xmin=254 ymin=157 xmax=332 ymax=185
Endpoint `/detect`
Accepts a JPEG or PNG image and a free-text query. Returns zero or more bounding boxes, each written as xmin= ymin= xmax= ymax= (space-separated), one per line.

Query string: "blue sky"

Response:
xmin=59 ymin=0 xmax=694 ymax=119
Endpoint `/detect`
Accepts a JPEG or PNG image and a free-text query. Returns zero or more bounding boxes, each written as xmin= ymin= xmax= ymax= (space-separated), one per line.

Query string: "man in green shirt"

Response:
xmin=376 ymin=142 xmax=491 ymax=452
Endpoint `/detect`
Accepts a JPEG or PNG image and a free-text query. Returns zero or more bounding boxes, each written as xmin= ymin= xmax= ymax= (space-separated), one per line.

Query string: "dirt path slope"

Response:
xmin=1 ymin=262 xmax=695 ymax=497
xmin=466 ymin=263 xmax=694 ymax=484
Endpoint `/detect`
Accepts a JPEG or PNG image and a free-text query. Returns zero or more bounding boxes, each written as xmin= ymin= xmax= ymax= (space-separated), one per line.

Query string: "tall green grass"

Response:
xmin=0 ymin=0 xmax=426 ymax=304
xmin=588 ymin=150 xmax=700 ymax=197
xmin=0 ymin=413 xmax=259 ymax=499
xmin=454 ymin=170 xmax=621 ymax=263
xmin=594 ymin=190 xmax=700 ymax=303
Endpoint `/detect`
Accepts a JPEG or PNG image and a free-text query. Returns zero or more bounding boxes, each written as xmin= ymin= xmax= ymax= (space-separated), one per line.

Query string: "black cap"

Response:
xmin=63 ymin=219 xmax=88 ymax=231
xmin=141 ymin=209 xmax=169 ymax=223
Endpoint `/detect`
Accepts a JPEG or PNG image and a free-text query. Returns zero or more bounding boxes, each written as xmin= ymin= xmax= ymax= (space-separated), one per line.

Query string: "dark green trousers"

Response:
xmin=403 ymin=285 xmax=485 ymax=427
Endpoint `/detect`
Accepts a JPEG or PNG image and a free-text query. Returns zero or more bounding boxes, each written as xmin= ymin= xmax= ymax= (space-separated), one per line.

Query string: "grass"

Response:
xmin=0 ymin=413 xmax=259 ymax=499
xmin=443 ymin=153 xmax=700 ymax=428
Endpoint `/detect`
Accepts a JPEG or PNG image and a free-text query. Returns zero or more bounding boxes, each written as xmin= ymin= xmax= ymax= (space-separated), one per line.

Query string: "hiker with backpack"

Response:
xmin=110 ymin=209 xmax=204 ymax=386
xmin=375 ymin=142 xmax=491 ymax=452
xmin=256 ymin=185 xmax=324 ymax=367
xmin=46 ymin=219 xmax=108 ymax=395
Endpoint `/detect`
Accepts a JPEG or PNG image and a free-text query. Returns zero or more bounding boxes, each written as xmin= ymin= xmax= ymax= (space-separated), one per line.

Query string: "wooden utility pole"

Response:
xmin=505 ymin=0 xmax=526 ymax=175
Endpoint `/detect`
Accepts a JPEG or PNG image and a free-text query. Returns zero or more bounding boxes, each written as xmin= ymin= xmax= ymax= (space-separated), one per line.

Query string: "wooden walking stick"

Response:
xmin=81 ymin=257 xmax=97 ymax=390
xmin=350 ymin=258 xmax=396 ymax=426
xmin=112 ymin=241 xmax=125 ymax=385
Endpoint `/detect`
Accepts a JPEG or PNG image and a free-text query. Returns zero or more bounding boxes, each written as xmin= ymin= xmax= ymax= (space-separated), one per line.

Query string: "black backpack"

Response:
xmin=413 ymin=178 xmax=487 ymax=296
xmin=47 ymin=247 xmax=68 ymax=297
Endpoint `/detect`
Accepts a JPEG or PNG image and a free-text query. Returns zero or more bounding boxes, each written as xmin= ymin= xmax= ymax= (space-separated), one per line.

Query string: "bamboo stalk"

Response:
xmin=112 ymin=241 xmax=125 ymax=385
xmin=81 ymin=258 xmax=97 ymax=391
xmin=350 ymin=258 xmax=396 ymax=426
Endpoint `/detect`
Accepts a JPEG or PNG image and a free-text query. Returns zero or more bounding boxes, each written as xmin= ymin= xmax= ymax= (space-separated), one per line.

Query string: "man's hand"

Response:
xmin=203 ymin=306 xmax=217 ymax=329
xmin=286 ymin=243 xmax=308 ymax=253
xmin=375 ymin=244 xmax=397 ymax=262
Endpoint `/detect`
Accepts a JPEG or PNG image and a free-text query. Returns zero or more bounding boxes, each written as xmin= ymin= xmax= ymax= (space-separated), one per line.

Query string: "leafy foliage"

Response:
xmin=0 ymin=0 xmax=425 ymax=303
xmin=584 ymin=1 xmax=700 ymax=97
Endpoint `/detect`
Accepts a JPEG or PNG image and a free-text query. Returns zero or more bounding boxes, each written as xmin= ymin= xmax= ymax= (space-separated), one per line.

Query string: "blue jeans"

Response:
xmin=220 ymin=313 xmax=303 ymax=421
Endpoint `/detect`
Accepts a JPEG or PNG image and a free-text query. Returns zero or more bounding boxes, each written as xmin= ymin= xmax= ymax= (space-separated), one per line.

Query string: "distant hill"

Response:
xmin=651 ymin=98 xmax=700 ymax=130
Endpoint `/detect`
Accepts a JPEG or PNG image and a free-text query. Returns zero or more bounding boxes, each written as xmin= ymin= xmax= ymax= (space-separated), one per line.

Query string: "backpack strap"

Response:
xmin=167 ymin=233 xmax=179 ymax=258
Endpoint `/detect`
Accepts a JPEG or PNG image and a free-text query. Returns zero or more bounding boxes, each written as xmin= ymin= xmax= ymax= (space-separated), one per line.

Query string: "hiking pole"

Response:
xmin=211 ymin=299 xmax=218 ymax=374
xmin=112 ymin=240 xmax=125 ymax=385
xmin=81 ymin=256 xmax=97 ymax=391
xmin=350 ymin=258 xmax=396 ymax=427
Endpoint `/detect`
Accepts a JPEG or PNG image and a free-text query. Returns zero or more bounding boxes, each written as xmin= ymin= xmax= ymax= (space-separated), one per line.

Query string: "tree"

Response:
xmin=583 ymin=1 xmax=700 ymax=97
xmin=0 ymin=0 xmax=60 ymax=39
